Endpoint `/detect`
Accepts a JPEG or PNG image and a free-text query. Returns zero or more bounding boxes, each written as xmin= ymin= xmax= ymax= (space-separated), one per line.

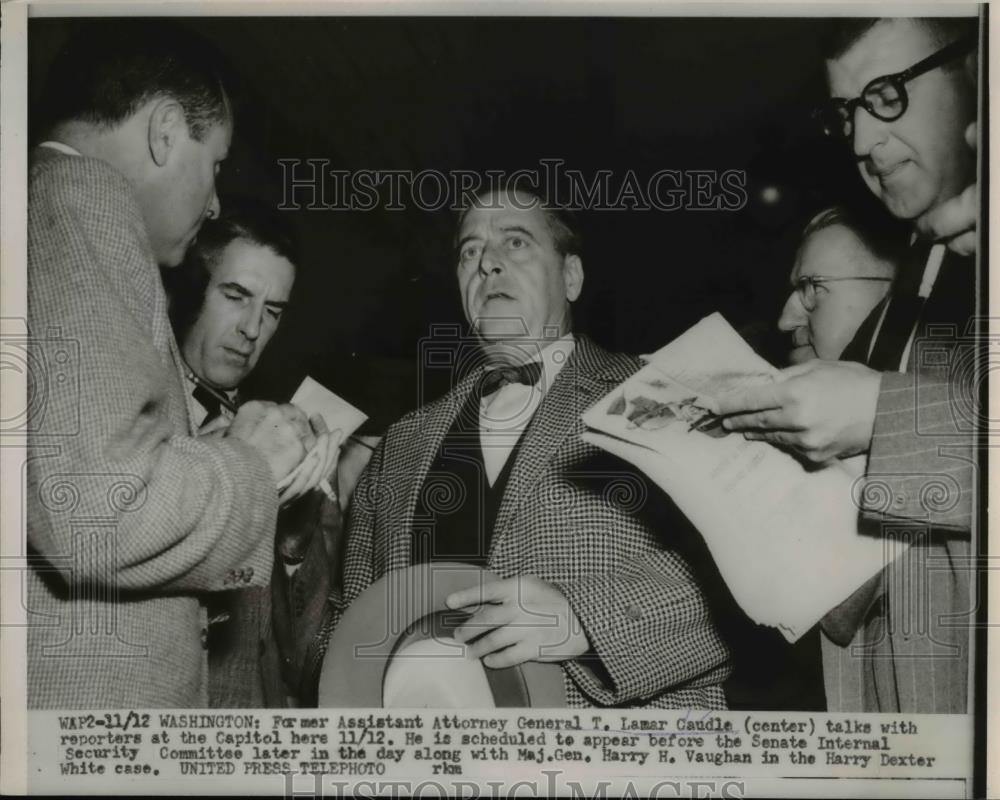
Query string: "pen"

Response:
xmin=189 ymin=373 xmax=239 ymax=414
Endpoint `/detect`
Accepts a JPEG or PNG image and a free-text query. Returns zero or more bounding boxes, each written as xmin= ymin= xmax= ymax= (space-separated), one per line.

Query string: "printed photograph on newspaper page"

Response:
xmin=0 ymin=1 xmax=990 ymax=797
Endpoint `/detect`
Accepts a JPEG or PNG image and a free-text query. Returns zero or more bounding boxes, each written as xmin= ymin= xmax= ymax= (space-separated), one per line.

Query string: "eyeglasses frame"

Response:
xmin=815 ymin=34 xmax=977 ymax=139
xmin=792 ymin=275 xmax=894 ymax=311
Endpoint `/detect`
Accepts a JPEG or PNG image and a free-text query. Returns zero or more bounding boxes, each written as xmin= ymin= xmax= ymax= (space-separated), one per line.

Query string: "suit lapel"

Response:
xmin=489 ymin=337 xmax=621 ymax=559
xmin=386 ymin=369 xmax=483 ymax=573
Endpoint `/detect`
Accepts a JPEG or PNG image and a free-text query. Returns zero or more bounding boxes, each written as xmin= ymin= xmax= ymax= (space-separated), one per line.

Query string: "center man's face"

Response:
xmin=148 ymin=119 xmax=232 ymax=267
xmin=181 ymin=238 xmax=295 ymax=390
xmin=778 ymin=225 xmax=894 ymax=364
xmin=825 ymin=20 xmax=975 ymax=220
xmin=455 ymin=193 xmax=582 ymax=346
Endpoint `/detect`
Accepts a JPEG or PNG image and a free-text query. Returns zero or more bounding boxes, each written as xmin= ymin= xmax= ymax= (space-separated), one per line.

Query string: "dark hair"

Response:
xmin=823 ymin=17 xmax=978 ymax=63
xmin=39 ymin=20 xmax=231 ymax=141
xmin=454 ymin=183 xmax=583 ymax=259
xmin=164 ymin=203 xmax=299 ymax=340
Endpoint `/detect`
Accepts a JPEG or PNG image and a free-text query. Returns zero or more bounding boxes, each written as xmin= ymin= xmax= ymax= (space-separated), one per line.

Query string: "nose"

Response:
xmin=238 ymin=306 xmax=262 ymax=342
xmin=206 ymin=190 xmax=221 ymax=221
xmin=477 ymin=242 xmax=504 ymax=278
xmin=851 ymin=106 xmax=889 ymax=159
xmin=777 ymin=290 xmax=808 ymax=332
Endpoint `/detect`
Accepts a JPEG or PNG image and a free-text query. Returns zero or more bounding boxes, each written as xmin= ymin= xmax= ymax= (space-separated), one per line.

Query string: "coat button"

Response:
xmin=200 ymin=627 xmax=208 ymax=649
xmin=626 ymin=604 xmax=643 ymax=620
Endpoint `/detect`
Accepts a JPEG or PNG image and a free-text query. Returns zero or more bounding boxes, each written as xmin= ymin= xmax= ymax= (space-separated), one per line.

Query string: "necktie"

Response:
xmin=192 ymin=383 xmax=224 ymax=424
xmin=866 ymin=240 xmax=933 ymax=371
xmin=478 ymin=361 xmax=543 ymax=398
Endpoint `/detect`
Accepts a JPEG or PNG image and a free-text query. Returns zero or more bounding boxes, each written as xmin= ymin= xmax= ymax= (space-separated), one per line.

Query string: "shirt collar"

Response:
xmin=38 ymin=140 xmax=83 ymax=157
xmin=183 ymin=369 xmax=239 ymax=409
xmin=482 ymin=333 xmax=575 ymax=395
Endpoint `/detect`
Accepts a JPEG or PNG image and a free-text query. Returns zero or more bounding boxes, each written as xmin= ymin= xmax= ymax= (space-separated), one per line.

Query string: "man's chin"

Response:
xmin=474 ymin=318 xmax=531 ymax=341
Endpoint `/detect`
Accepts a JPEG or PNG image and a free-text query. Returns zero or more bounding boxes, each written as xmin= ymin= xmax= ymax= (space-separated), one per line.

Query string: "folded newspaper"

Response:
xmin=581 ymin=313 xmax=907 ymax=642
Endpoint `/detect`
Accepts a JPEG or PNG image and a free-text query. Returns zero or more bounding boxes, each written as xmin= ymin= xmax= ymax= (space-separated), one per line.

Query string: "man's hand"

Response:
xmin=715 ymin=360 xmax=883 ymax=463
xmin=227 ymin=400 xmax=311 ymax=485
xmin=916 ymin=122 xmax=978 ymax=255
xmin=446 ymin=576 xmax=590 ymax=668
xmin=277 ymin=417 xmax=342 ymax=507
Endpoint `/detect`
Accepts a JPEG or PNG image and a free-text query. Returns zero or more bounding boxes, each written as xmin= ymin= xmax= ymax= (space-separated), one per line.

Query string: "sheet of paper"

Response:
xmin=582 ymin=313 xmax=907 ymax=642
xmin=291 ymin=376 xmax=368 ymax=439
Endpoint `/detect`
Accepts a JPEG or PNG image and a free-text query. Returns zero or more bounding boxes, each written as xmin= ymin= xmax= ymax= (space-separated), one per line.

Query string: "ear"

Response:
xmin=562 ymin=254 xmax=584 ymax=303
xmin=147 ymin=97 xmax=186 ymax=167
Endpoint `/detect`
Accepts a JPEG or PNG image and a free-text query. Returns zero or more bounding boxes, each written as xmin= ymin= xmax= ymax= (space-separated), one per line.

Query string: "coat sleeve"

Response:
xmin=551 ymin=548 xmax=731 ymax=705
xmin=857 ymin=371 xmax=977 ymax=532
xmin=328 ymin=437 xmax=384 ymax=629
xmin=26 ymin=157 xmax=278 ymax=595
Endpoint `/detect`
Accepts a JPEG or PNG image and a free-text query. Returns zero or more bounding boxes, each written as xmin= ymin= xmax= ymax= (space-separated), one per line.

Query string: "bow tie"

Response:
xmin=478 ymin=361 xmax=543 ymax=398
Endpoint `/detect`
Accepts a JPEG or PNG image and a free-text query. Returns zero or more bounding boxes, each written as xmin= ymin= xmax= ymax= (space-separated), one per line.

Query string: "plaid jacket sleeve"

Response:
xmin=27 ymin=155 xmax=278 ymax=594
xmin=330 ymin=436 xmax=383 ymax=627
xmin=858 ymin=371 xmax=975 ymax=532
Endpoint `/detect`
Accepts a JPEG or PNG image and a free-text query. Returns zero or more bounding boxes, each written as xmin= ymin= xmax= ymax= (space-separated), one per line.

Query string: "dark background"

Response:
xmin=28 ymin=16 xmax=901 ymax=432
xmin=29 ymin=16 xmax=907 ymax=711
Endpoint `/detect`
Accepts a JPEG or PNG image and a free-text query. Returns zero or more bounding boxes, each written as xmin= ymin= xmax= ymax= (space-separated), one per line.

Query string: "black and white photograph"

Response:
xmin=0 ymin=2 xmax=991 ymax=796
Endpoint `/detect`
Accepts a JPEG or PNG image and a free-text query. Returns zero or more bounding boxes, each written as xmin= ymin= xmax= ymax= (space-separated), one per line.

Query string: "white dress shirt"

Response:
xmin=479 ymin=334 xmax=575 ymax=485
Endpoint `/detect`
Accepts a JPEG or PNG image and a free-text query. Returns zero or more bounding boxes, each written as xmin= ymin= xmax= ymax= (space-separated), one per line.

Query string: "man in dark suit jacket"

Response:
xmin=719 ymin=17 xmax=981 ymax=712
xmin=26 ymin=22 xmax=319 ymax=708
xmin=327 ymin=187 xmax=731 ymax=709
xmin=164 ymin=206 xmax=349 ymax=707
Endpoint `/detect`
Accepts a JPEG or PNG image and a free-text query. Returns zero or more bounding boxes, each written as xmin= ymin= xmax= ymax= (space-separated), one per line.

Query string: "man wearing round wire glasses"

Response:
xmin=778 ymin=207 xmax=899 ymax=365
xmin=718 ymin=18 xmax=980 ymax=714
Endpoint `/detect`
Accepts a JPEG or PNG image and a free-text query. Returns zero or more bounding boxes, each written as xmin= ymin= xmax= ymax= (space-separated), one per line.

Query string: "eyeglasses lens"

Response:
xmin=864 ymin=78 xmax=905 ymax=121
xmin=796 ymin=279 xmax=817 ymax=311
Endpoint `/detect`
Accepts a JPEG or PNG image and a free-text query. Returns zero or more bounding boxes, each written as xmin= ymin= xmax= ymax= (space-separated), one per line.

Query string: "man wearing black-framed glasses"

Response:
xmin=718 ymin=17 xmax=981 ymax=714
xmin=822 ymin=21 xmax=977 ymax=230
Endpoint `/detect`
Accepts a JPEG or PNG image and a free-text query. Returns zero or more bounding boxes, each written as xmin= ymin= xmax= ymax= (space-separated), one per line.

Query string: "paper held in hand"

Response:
xmin=581 ymin=313 xmax=908 ymax=642
xmin=291 ymin=376 xmax=368 ymax=439
xmin=281 ymin=377 xmax=369 ymax=500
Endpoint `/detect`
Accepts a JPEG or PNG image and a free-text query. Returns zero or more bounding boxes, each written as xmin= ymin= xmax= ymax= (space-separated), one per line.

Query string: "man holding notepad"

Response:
xmin=166 ymin=205 xmax=352 ymax=706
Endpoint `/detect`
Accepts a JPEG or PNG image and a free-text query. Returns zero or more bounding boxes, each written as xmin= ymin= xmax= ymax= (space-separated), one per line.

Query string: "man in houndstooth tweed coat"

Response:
xmin=26 ymin=23 xmax=320 ymax=708
xmin=330 ymin=188 xmax=731 ymax=708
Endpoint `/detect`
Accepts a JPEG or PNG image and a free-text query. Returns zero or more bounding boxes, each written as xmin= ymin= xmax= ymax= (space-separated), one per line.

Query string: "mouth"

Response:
xmin=867 ymin=160 xmax=910 ymax=182
xmin=223 ymin=346 xmax=252 ymax=362
xmin=788 ymin=343 xmax=817 ymax=364
xmin=483 ymin=291 xmax=516 ymax=304
xmin=790 ymin=328 xmax=811 ymax=348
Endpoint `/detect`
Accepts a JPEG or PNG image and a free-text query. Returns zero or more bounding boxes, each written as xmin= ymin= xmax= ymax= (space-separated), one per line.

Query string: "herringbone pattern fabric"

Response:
xmin=26 ymin=149 xmax=279 ymax=708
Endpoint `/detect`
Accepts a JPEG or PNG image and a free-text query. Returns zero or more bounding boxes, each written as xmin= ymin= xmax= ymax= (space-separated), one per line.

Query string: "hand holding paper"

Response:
xmin=716 ymin=359 xmax=883 ymax=463
xmin=279 ymin=377 xmax=370 ymax=506
xmin=582 ymin=313 xmax=906 ymax=642
xmin=277 ymin=420 xmax=343 ymax=506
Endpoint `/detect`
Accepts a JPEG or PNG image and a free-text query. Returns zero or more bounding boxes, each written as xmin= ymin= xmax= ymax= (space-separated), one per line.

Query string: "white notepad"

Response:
xmin=291 ymin=376 xmax=368 ymax=439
